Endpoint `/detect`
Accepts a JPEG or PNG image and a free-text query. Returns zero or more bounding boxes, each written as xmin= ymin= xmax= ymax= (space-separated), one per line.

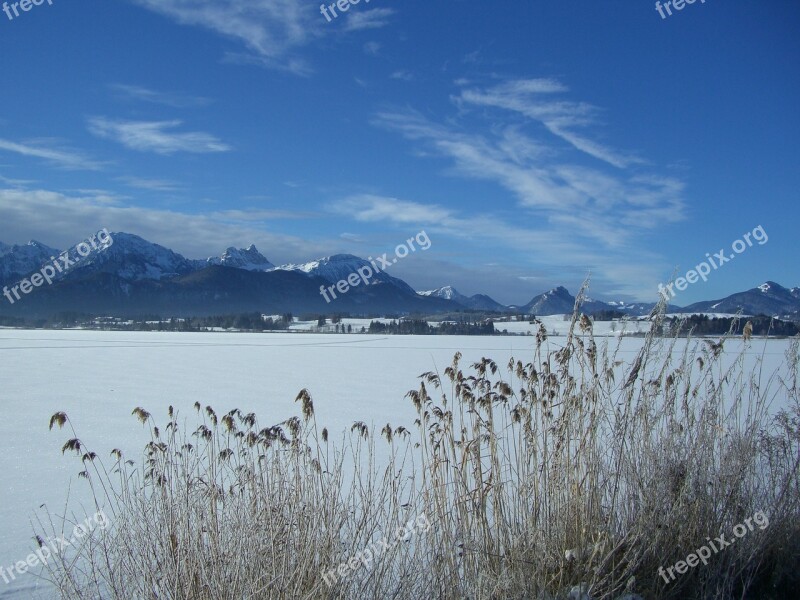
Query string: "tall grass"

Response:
xmin=43 ymin=294 xmax=800 ymax=599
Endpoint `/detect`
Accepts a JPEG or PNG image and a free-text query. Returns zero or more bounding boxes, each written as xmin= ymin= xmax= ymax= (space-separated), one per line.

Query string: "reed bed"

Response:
xmin=42 ymin=292 xmax=800 ymax=599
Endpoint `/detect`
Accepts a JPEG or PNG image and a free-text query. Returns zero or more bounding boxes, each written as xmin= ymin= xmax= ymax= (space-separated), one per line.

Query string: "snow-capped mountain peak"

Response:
xmin=274 ymin=254 xmax=416 ymax=294
xmin=546 ymin=286 xmax=570 ymax=296
xmin=65 ymin=232 xmax=198 ymax=281
xmin=23 ymin=240 xmax=60 ymax=256
xmin=418 ymin=285 xmax=507 ymax=311
xmin=276 ymin=254 xmax=364 ymax=277
xmin=0 ymin=240 xmax=62 ymax=281
xmin=682 ymin=281 xmax=798 ymax=319
xmin=419 ymin=285 xmax=465 ymax=301
xmin=207 ymin=245 xmax=274 ymax=271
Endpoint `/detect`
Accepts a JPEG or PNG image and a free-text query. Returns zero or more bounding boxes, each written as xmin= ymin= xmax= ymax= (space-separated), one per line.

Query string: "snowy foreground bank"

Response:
xmin=0 ymin=329 xmax=795 ymax=599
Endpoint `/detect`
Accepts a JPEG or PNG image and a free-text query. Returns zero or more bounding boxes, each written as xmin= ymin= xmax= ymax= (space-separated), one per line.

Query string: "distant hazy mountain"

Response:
xmin=0 ymin=240 xmax=61 ymax=282
xmin=605 ymin=300 xmax=662 ymax=315
xmin=518 ymin=286 xmax=622 ymax=315
xmin=274 ymin=254 xmax=417 ymax=295
xmin=681 ymin=281 xmax=800 ymax=319
xmin=0 ymin=231 xmax=797 ymax=320
xmin=0 ymin=235 xmax=456 ymax=317
xmin=419 ymin=286 xmax=507 ymax=311
xmin=69 ymin=232 xmax=200 ymax=281
xmin=520 ymin=286 xmax=577 ymax=315
xmin=516 ymin=286 xmax=681 ymax=316
xmin=206 ymin=245 xmax=274 ymax=271
xmin=0 ymin=266 xmax=455 ymax=318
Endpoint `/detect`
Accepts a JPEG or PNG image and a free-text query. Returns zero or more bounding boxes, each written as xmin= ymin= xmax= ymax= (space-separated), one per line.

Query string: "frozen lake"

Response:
xmin=0 ymin=329 xmax=793 ymax=598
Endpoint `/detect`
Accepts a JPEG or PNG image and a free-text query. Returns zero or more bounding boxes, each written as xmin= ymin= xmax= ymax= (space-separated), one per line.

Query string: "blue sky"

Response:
xmin=0 ymin=0 xmax=797 ymax=305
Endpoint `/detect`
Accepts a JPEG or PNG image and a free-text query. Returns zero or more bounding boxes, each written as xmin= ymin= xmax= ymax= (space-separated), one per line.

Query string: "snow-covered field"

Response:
xmin=0 ymin=329 xmax=793 ymax=598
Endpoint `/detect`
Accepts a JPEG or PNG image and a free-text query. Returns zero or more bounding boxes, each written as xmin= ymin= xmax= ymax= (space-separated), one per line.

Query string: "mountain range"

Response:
xmin=0 ymin=232 xmax=797 ymax=320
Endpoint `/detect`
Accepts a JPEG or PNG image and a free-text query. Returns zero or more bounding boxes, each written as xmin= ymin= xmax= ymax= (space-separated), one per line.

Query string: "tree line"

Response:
xmin=368 ymin=319 xmax=496 ymax=335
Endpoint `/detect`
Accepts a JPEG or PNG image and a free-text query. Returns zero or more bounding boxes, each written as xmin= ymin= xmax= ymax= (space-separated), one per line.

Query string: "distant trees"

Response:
xmin=438 ymin=319 xmax=495 ymax=335
xmin=667 ymin=315 xmax=798 ymax=337
xmin=132 ymin=313 xmax=295 ymax=331
xmin=234 ymin=314 xmax=260 ymax=330
xmin=591 ymin=310 xmax=626 ymax=321
xmin=368 ymin=319 xmax=496 ymax=335
xmin=0 ymin=315 xmax=29 ymax=327
xmin=13 ymin=310 xmax=796 ymax=338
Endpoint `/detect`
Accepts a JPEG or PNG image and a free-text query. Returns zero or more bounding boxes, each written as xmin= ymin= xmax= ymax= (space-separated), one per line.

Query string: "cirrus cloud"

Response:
xmin=88 ymin=117 xmax=231 ymax=155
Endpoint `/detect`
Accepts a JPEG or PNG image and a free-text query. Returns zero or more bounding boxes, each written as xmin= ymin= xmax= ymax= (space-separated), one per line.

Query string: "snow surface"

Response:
xmin=0 ymin=330 xmax=794 ymax=598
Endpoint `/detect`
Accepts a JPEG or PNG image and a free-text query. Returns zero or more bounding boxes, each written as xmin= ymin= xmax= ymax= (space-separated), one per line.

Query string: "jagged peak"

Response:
xmin=539 ymin=285 xmax=572 ymax=298
xmin=208 ymin=244 xmax=274 ymax=272
xmin=418 ymin=286 xmax=463 ymax=300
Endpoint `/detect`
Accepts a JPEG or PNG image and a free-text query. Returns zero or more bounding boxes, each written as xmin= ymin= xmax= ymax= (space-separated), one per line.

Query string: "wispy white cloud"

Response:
xmin=127 ymin=1 xmax=395 ymax=73
xmin=0 ymin=173 xmax=36 ymax=187
xmin=333 ymin=194 xmax=452 ymax=224
xmin=0 ymin=188 xmax=328 ymax=263
xmin=340 ymin=232 xmax=364 ymax=243
xmin=344 ymin=8 xmax=395 ymax=31
xmin=456 ymin=78 xmax=642 ymax=168
xmin=365 ymin=77 xmax=689 ymax=298
xmin=0 ymin=138 xmax=103 ymax=171
xmin=363 ymin=41 xmax=381 ymax=55
xmin=109 ymin=84 xmax=213 ymax=108
xmin=117 ymin=176 xmax=182 ymax=192
xmin=129 ymin=0 xmax=318 ymax=74
xmin=330 ymin=193 xmax=671 ymax=300
xmin=210 ymin=208 xmax=318 ymax=221
xmin=390 ymin=70 xmax=414 ymax=81
xmin=372 ymin=108 xmax=684 ymax=248
xmin=332 ymin=194 xmax=590 ymax=256
xmin=88 ymin=117 xmax=231 ymax=154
